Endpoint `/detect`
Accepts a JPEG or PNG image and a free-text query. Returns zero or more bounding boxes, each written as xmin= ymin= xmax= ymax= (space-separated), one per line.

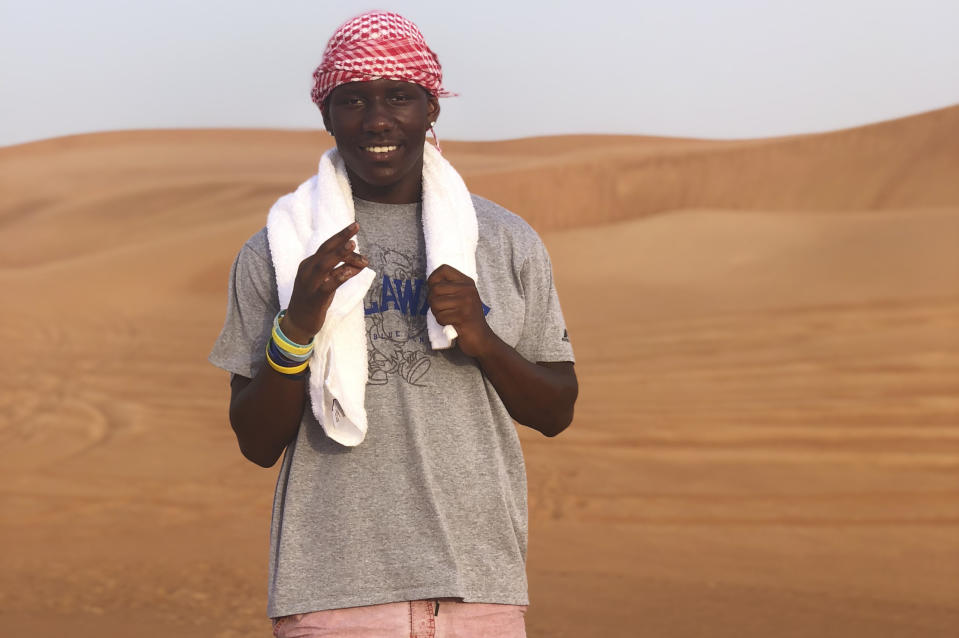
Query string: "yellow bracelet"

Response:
xmin=265 ymin=344 xmax=310 ymax=375
xmin=272 ymin=322 xmax=314 ymax=357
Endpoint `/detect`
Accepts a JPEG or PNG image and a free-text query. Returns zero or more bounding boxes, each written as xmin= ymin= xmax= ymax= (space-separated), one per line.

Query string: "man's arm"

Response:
xmin=427 ymin=265 xmax=578 ymax=437
xmin=228 ymin=371 xmax=307 ymax=468
xmin=474 ymin=342 xmax=578 ymax=437
xmin=227 ymin=222 xmax=369 ymax=467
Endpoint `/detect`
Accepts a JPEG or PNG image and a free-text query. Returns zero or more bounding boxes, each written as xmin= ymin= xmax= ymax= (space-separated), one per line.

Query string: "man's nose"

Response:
xmin=363 ymin=100 xmax=393 ymax=132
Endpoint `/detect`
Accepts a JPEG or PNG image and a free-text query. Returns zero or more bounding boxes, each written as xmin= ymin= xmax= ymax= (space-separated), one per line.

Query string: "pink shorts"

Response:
xmin=272 ymin=598 xmax=527 ymax=638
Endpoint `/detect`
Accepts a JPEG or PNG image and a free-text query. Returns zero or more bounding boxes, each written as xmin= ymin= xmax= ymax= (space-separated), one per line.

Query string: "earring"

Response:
xmin=428 ymin=122 xmax=442 ymax=153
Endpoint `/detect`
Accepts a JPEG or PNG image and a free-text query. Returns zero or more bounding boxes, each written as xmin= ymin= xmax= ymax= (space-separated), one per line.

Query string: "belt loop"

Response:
xmin=434 ymin=600 xmax=440 ymax=616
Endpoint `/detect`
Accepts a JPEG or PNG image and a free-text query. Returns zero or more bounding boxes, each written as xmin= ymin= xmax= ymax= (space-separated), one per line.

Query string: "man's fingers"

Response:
xmin=315 ymin=222 xmax=359 ymax=256
xmin=307 ymin=224 xmax=370 ymax=275
xmin=345 ymin=252 xmax=369 ymax=268
xmin=427 ymin=281 xmax=468 ymax=298
xmin=338 ymin=241 xmax=369 ymax=266
xmin=334 ymin=222 xmax=359 ymax=241
xmin=427 ymin=264 xmax=468 ymax=284
xmin=329 ymin=247 xmax=368 ymax=270
xmin=311 ymin=244 xmax=368 ymax=276
xmin=427 ymin=283 xmax=478 ymax=309
xmin=430 ymin=307 xmax=458 ymax=326
xmin=319 ymin=262 xmax=365 ymax=290
xmin=426 ymin=295 xmax=457 ymax=312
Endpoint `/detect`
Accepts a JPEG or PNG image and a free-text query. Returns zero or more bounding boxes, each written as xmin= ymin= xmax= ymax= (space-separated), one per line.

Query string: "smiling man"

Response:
xmin=209 ymin=11 xmax=577 ymax=638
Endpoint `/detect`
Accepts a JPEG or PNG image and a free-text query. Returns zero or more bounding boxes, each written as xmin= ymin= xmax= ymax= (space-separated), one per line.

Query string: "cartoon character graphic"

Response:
xmin=364 ymin=244 xmax=433 ymax=386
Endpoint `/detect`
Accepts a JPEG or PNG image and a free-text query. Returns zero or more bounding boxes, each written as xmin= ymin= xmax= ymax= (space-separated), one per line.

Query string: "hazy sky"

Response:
xmin=2 ymin=0 xmax=957 ymax=146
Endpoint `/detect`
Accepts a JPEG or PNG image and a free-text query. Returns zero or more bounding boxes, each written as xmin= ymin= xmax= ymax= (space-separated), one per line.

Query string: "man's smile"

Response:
xmin=360 ymin=143 xmax=403 ymax=160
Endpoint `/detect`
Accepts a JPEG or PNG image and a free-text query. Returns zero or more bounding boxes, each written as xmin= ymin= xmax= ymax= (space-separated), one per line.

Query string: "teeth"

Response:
xmin=365 ymin=145 xmax=397 ymax=153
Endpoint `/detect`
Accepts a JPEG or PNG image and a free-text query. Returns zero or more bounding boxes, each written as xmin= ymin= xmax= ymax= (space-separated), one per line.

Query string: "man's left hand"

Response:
xmin=427 ymin=264 xmax=495 ymax=358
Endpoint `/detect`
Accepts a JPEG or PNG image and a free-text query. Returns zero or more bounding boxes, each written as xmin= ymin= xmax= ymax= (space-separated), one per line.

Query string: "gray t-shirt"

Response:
xmin=209 ymin=194 xmax=574 ymax=618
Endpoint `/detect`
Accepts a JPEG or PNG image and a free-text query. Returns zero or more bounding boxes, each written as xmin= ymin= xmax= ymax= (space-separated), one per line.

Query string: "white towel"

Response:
xmin=266 ymin=142 xmax=478 ymax=446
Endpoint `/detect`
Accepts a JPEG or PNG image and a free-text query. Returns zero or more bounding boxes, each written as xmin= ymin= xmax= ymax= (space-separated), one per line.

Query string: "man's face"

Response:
xmin=323 ymin=79 xmax=440 ymax=204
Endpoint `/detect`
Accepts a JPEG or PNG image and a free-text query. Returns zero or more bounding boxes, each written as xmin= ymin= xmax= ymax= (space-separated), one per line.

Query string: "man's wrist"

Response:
xmin=467 ymin=328 xmax=507 ymax=364
xmin=279 ymin=314 xmax=316 ymax=346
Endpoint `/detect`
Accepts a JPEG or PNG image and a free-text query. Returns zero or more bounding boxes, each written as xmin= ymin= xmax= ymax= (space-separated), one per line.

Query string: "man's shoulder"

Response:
xmin=239 ymin=227 xmax=272 ymax=265
xmin=470 ymin=194 xmax=543 ymax=251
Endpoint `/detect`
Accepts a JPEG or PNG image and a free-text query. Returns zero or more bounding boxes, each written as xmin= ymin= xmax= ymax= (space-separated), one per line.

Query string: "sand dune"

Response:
xmin=1 ymin=107 xmax=958 ymax=637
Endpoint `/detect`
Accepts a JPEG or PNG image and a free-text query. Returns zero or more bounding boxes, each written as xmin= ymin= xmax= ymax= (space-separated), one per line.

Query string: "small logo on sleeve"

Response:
xmin=561 ymin=329 xmax=570 ymax=343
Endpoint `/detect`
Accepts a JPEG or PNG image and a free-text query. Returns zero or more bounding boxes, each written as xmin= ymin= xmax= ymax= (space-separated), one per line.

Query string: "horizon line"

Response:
xmin=4 ymin=103 xmax=957 ymax=151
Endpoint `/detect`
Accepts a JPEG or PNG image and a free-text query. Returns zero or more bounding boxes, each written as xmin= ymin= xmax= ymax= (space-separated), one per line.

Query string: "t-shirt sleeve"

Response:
xmin=208 ymin=237 xmax=280 ymax=379
xmin=513 ymin=239 xmax=575 ymax=364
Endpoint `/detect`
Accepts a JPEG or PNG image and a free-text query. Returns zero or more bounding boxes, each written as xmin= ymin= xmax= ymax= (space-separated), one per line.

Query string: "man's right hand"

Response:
xmin=281 ymin=222 xmax=369 ymax=344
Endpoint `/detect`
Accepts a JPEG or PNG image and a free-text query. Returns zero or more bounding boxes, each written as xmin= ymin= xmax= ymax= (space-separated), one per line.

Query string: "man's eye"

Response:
xmin=389 ymin=94 xmax=412 ymax=103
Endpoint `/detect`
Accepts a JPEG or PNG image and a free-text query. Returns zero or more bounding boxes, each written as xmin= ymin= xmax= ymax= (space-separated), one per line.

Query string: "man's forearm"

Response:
xmin=472 ymin=333 xmax=578 ymax=437
xmin=425 ymin=265 xmax=578 ymax=435
xmin=229 ymin=367 xmax=308 ymax=467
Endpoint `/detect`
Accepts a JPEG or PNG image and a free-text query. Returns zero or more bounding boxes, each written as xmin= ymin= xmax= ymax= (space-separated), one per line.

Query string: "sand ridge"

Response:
xmin=1 ymin=106 xmax=958 ymax=637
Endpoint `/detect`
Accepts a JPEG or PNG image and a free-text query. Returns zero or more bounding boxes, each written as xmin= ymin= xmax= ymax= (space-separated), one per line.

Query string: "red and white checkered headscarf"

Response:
xmin=311 ymin=11 xmax=455 ymax=109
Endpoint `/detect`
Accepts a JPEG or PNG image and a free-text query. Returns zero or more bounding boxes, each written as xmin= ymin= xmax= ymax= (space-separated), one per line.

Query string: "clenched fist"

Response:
xmin=427 ymin=264 xmax=495 ymax=358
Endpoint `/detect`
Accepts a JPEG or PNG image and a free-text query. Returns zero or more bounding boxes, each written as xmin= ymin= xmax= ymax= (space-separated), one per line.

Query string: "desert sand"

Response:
xmin=1 ymin=106 xmax=958 ymax=637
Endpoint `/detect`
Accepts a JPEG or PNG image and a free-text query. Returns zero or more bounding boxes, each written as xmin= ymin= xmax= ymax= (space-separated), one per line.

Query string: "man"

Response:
xmin=210 ymin=11 xmax=577 ymax=637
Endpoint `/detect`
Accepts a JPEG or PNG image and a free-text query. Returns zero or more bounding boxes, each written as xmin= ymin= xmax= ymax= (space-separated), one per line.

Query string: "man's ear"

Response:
xmin=426 ymin=95 xmax=440 ymax=129
xmin=321 ymin=101 xmax=333 ymax=135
